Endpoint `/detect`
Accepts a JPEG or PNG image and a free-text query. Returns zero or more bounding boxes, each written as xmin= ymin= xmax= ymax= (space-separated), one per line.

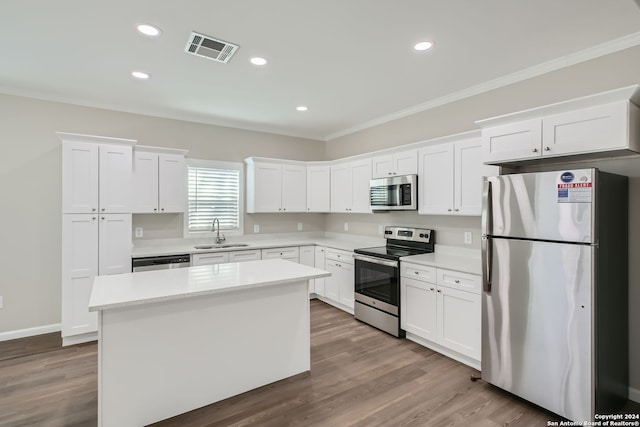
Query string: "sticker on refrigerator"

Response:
xmin=557 ymin=172 xmax=592 ymax=203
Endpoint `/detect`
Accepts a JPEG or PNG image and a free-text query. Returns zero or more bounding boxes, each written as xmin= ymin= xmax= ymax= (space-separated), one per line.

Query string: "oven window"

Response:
xmin=355 ymin=259 xmax=398 ymax=306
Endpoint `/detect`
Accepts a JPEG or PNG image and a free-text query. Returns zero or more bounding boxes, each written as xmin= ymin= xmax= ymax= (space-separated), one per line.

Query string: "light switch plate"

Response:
xmin=378 ymin=225 xmax=384 ymax=234
xmin=0 ymin=295 xmax=3 ymax=309
xmin=464 ymin=231 xmax=472 ymax=244
xmin=254 ymin=224 xmax=260 ymax=233
xmin=344 ymin=222 xmax=349 ymax=232
xmin=297 ymin=222 xmax=303 ymax=231
xmin=135 ymin=227 xmax=143 ymax=238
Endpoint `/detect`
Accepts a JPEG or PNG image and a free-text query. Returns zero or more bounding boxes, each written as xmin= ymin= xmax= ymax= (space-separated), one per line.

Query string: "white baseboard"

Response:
xmin=0 ymin=323 xmax=61 ymax=342
xmin=629 ymin=386 xmax=640 ymax=404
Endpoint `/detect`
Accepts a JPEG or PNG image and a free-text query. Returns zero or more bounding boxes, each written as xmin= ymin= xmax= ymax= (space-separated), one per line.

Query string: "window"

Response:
xmin=186 ymin=159 xmax=243 ymax=235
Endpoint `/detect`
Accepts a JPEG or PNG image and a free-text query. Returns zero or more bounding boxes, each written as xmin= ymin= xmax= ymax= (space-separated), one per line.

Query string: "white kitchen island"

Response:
xmin=88 ymin=259 xmax=330 ymax=427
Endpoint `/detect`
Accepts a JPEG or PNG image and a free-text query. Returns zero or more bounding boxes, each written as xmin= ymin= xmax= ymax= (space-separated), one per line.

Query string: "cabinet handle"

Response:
xmin=454 ymin=279 xmax=460 ymax=283
xmin=102 ymin=208 xmax=106 ymax=211
xmin=101 ymin=216 xmax=105 ymax=220
xmin=92 ymin=208 xmax=97 ymax=212
xmin=532 ymin=148 xmax=538 ymax=153
xmin=154 ymin=208 xmax=157 ymax=211
xmin=437 ymin=289 xmax=442 ymax=293
xmin=447 ymin=208 xmax=452 ymax=212
xmin=283 ymin=208 xmax=286 ymax=211
xmin=161 ymin=208 xmax=164 ymax=211
xmin=414 ymin=271 xmax=419 ymax=275
xmin=454 ymin=208 xmax=459 ymax=212
xmin=544 ymin=146 xmax=551 ymax=151
xmin=92 ymin=216 xmax=96 ymax=220
xmin=430 ymin=287 xmax=435 ymax=291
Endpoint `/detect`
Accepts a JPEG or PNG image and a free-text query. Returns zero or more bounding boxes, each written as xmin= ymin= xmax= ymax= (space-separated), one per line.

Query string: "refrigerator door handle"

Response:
xmin=481 ymin=180 xmax=492 ymax=292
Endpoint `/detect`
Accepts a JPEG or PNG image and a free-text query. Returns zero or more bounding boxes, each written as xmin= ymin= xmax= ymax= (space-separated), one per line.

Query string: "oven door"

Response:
xmin=353 ymin=254 xmax=399 ymax=314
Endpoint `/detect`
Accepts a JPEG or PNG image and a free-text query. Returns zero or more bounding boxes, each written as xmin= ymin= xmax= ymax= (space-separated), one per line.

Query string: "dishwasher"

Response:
xmin=132 ymin=254 xmax=191 ymax=272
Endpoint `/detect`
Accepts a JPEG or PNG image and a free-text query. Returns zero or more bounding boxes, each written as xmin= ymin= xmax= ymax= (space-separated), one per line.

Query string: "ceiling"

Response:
xmin=1 ymin=1 xmax=640 ymax=141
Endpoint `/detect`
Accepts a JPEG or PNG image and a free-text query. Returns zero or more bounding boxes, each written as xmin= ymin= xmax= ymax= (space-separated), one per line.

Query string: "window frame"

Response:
xmin=183 ymin=158 xmax=244 ymax=238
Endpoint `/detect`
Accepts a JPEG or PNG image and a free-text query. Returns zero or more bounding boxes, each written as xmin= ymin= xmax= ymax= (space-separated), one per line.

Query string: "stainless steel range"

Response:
xmin=353 ymin=226 xmax=435 ymax=337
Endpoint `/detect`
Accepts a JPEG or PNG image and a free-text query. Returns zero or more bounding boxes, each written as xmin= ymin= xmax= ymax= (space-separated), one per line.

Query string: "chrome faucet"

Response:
xmin=212 ymin=218 xmax=226 ymax=244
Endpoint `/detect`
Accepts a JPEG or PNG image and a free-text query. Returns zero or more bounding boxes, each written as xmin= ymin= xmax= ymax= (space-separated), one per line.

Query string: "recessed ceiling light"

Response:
xmin=137 ymin=24 xmax=161 ymax=37
xmin=250 ymin=57 xmax=268 ymax=66
xmin=414 ymin=41 xmax=433 ymax=51
xmin=296 ymin=106 xmax=308 ymax=112
xmin=131 ymin=71 xmax=150 ymax=80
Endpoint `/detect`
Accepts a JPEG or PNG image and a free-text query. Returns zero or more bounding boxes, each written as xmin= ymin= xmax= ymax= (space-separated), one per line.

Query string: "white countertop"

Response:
xmin=131 ymin=232 xmax=384 ymax=258
xmin=401 ymin=245 xmax=481 ymax=275
xmin=89 ymin=259 xmax=331 ymax=312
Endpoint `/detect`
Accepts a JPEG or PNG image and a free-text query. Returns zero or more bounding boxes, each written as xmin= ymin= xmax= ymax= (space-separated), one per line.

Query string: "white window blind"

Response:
xmin=187 ymin=161 xmax=242 ymax=233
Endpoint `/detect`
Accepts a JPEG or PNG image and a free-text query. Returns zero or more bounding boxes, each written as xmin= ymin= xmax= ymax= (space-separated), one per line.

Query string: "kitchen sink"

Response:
xmin=193 ymin=243 xmax=249 ymax=250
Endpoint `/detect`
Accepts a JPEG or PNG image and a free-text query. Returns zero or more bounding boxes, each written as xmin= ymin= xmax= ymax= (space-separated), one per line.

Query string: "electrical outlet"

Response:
xmin=0 ymin=296 xmax=3 ymax=309
xmin=135 ymin=227 xmax=143 ymax=238
xmin=254 ymin=224 xmax=260 ymax=233
xmin=464 ymin=231 xmax=473 ymax=245
xmin=297 ymin=222 xmax=303 ymax=231
xmin=378 ymin=225 xmax=384 ymax=234
xmin=344 ymin=222 xmax=349 ymax=232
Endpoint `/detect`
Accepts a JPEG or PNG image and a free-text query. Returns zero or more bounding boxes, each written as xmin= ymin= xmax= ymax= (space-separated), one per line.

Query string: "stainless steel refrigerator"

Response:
xmin=481 ymin=168 xmax=628 ymax=421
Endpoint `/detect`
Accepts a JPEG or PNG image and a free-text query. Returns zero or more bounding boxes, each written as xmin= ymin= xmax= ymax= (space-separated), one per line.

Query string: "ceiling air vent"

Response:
xmin=185 ymin=32 xmax=239 ymax=64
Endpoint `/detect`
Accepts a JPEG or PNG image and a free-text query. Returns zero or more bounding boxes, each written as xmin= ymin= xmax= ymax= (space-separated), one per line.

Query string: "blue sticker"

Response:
xmin=560 ymin=172 xmax=574 ymax=183
xmin=558 ymin=188 xmax=568 ymax=198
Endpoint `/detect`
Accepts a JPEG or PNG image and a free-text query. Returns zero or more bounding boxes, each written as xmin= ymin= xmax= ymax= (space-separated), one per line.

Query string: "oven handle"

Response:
xmin=353 ymin=254 xmax=399 ymax=268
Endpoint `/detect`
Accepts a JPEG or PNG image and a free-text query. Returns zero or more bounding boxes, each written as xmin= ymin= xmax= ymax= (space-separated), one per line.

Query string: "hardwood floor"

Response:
xmin=1 ymin=300 xmax=634 ymax=426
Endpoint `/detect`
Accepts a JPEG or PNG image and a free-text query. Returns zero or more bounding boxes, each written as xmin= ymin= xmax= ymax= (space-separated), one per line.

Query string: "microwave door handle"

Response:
xmin=481 ymin=180 xmax=493 ymax=293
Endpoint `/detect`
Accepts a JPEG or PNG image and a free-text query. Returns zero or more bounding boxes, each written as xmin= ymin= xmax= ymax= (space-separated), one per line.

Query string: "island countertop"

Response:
xmin=89 ymin=258 xmax=330 ymax=312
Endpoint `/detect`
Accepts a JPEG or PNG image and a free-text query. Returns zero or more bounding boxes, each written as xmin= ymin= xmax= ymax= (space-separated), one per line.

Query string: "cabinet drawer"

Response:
xmin=436 ymin=268 xmax=481 ymax=294
xmin=261 ymin=247 xmax=300 ymax=259
xmin=401 ymin=262 xmax=436 ymax=282
xmin=228 ymin=250 xmax=261 ymax=262
xmin=325 ymin=248 xmax=353 ymax=264
xmin=192 ymin=252 xmax=230 ymax=266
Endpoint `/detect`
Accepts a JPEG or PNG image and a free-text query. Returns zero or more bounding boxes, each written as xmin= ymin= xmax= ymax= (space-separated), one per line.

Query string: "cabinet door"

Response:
xmin=392 ymin=150 xmax=418 ymax=176
xmin=313 ymin=247 xmax=326 ymax=296
xmin=251 ymin=162 xmax=282 ymax=212
xmin=400 ymin=277 xmax=437 ymax=340
xmin=481 ymin=119 xmax=542 ymax=164
xmin=338 ymin=262 xmax=354 ymax=309
xmin=542 ymin=101 xmax=628 ymax=157
xmin=228 ymin=250 xmax=261 ymax=263
xmin=192 ymin=252 xmax=230 ymax=266
xmin=62 ymin=214 xmax=99 ymax=337
xmin=132 ymin=152 xmax=159 ymax=213
xmin=418 ymin=144 xmax=454 ymax=215
xmin=158 ymin=154 xmax=186 ymax=213
xmin=437 ymin=286 xmax=481 ymax=360
xmin=454 ymin=139 xmax=499 ymax=216
xmin=62 ymin=142 xmax=99 ymax=214
xmin=307 ymin=166 xmax=331 ymax=212
xmin=98 ymin=214 xmax=132 ymax=275
xmin=261 ymin=247 xmax=300 ymax=262
xmin=281 ymin=164 xmax=307 ymax=212
xmin=350 ymin=159 xmax=372 ymax=213
xmin=98 ymin=144 xmax=132 ymax=213
xmin=324 ymin=260 xmax=341 ymax=302
xmin=330 ymin=163 xmax=351 ymax=212
xmin=371 ymin=155 xmax=394 ymax=178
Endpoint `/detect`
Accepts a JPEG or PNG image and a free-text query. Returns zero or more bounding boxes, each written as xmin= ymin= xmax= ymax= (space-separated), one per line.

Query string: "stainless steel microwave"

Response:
xmin=369 ymin=174 xmax=418 ymax=211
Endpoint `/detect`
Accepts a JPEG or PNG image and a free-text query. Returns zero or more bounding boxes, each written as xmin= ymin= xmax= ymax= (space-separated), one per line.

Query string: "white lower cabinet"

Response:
xmin=313 ymin=246 xmax=326 ymax=297
xmin=323 ymin=248 xmax=354 ymax=312
xmin=192 ymin=252 xmax=230 ymax=266
xmin=299 ymin=245 xmax=315 ymax=295
xmin=400 ymin=262 xmax=481 ymax=368
xmin=228 ymin=250 xmax=261 ymax=263
xmin=261 ymin=246 xmax=300 ymax=262
xmin=62 ymin=213 xmax=131 ymax=344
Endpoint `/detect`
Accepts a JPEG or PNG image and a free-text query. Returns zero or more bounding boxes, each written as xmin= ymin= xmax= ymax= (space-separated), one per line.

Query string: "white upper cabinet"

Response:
xmin=61 ymin=134 xmax=135 ymax=214
xmin=331 ymin=159 xmax=372 ymax=213
xmin=419 ymin=137 xmax=497 ymax=216
xmin=132 ymin=147 xmax=187 ymax=213
xmin=371 ymin=149 xmax=418 ymax=178
xmin=306 ymin=165 xmax=331 ymax=212
xmin=478 ymin=86 xmax=640 ymax=165
xmin=245 ymin=158 xmax=307 ymax=213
